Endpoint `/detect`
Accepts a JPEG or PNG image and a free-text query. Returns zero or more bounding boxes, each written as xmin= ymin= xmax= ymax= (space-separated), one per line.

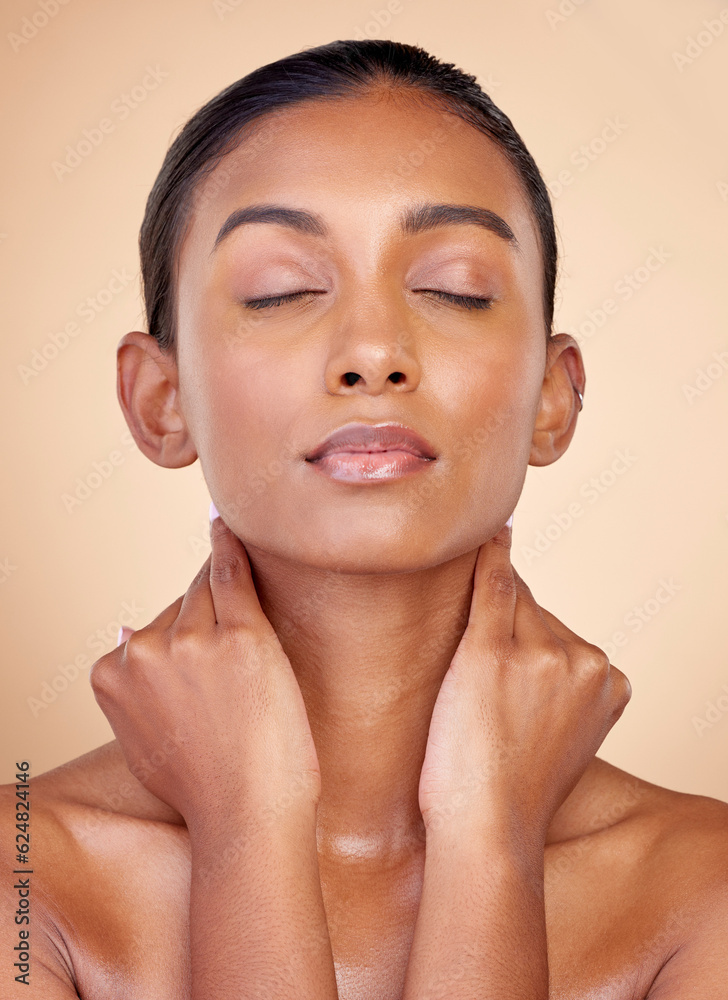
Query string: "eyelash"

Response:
xmin=243 ymin=289 xmax=493 ymax=311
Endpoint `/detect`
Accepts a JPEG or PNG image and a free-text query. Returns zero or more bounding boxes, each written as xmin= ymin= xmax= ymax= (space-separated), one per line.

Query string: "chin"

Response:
xmin=247 ymin=524 xmax=467 ymax=576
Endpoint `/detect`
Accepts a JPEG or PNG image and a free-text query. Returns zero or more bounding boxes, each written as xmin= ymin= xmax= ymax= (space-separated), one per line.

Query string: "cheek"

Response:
xmin=436 ymin=337 xmax=537 ymax=445
xmin=186 ymin=355 xmax=291 ymax=511
xmin=439 ymin=350 xmax=539 ymax=504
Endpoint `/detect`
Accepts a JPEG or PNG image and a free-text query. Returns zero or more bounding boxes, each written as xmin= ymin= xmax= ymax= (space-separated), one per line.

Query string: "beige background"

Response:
xmin=1 ymin=0 xmax=727 ymax=798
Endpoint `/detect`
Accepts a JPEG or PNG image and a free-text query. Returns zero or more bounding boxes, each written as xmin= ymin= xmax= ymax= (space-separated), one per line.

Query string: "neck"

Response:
xmin=245 ymin=542 xmax=479 ymax=868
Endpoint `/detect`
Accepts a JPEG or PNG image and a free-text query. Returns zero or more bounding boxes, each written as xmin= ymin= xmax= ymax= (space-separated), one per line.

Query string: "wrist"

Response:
xmin=424 ymin=803 xmax=546 ymax=871
xmin=188 ymin=798 xmax=319 ymax=889
xmin=186 ymin=791 xmax=318 ymax=848
xmin=184 ymin=768 xmax=319 ymax=828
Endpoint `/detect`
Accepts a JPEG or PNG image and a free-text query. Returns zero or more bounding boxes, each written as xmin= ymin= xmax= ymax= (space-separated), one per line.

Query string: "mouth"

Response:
xmin=305 ymin=422 xmax=437 ymax=483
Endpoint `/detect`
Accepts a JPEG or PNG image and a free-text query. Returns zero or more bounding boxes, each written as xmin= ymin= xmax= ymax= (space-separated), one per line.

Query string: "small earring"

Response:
xmin=575 ymin=389 xmax=584 ymax=411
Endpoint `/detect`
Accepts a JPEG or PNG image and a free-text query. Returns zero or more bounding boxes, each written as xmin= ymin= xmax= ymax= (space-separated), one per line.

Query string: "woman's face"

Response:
xmin=172 ymin=89 xmax=571 ymax=573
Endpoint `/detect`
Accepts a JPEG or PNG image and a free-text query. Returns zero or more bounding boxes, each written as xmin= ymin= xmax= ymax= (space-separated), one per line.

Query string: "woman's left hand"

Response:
xmin=418 ymin=516 xmax=632 ymax=849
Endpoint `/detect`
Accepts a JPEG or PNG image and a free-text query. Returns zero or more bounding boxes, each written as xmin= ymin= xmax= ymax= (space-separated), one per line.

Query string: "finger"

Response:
xmin=172 ymin=552 xmax=216 ymax=631
xmin=208 ymin=512 xmax=269 ymax=629
xmin=466 ymin=514 xmax=517 ymax=642
xmin=92 ymin=597 xmax=184 ymax=699
xmin=513 ymin=570 xmax=603 ymax=652
xmin=122 ymin=595 xmax=185 ymax=645
xmin=512 ymin=568 xmax=631 ymax=706
xmin=607 ymin=663 xmax=632 ymax=711
xmin=509 ymin=572 xmax=560 ymax=645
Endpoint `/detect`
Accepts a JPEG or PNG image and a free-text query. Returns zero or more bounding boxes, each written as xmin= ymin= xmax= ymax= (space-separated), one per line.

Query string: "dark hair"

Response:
xmin=140 ymin=38 xmax=558 ymax=356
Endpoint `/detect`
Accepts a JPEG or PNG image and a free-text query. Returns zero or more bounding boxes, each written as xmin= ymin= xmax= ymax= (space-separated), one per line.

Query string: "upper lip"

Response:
xmin=305 ymin=422 xmax=437 ymax=462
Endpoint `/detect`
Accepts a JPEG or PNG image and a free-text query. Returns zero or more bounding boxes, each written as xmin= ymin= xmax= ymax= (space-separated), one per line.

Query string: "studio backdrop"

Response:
xmin=1 ymin=0 xmax=727 ymax=798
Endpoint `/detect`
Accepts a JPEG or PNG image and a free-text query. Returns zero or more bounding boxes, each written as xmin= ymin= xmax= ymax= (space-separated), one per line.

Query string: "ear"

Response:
xmin=529 ymin=333 xmax=586 ymax=467
xmin=116 ymin=331 xmax=198 ymax=468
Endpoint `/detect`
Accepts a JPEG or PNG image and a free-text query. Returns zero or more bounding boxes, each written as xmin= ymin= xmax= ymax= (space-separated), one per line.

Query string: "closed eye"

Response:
xmin=241 ymin=289 xmax=493 ymax=311
xmin=242 ymin=290 xmax=323 ymax=310
xmin=416 ymin=289 xmax=493 ymax=311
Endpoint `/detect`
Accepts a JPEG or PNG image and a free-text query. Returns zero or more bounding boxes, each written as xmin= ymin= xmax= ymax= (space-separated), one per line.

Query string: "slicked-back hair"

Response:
xmin=139 ymin=38 xmax=558 ymax=356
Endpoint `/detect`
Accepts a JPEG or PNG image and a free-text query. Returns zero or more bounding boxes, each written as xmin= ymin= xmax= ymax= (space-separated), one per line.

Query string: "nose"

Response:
xmin=323 ymin=305 xmax=422 ymax=396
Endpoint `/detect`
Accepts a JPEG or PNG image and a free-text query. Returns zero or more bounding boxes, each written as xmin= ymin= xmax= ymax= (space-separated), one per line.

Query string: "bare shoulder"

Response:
xmin=611 ymin=765 xmax=728 ymax=997
xmin=544 ymin=758 xmax=728 ymax=997
xmin=0 ymin=762 xmax=82 ymax=997
xmin=567 ymin=755 xmax=728 ymax=881
xmin=0 ymin=740 xmax=185 ymax=867
xmin=0 ymin=744 xmax=188 ymax=998
xmin=0 ymin=740 xmax=183 ymax=872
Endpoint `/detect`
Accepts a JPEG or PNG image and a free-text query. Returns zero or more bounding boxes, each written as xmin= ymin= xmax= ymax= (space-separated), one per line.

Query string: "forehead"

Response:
xmin=183 ymin=89 xmax=540 ymax=268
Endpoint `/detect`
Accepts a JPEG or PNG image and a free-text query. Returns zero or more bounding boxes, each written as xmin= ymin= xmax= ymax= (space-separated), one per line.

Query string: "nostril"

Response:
xmin=341 ymin=371 xmax=405 ymax=387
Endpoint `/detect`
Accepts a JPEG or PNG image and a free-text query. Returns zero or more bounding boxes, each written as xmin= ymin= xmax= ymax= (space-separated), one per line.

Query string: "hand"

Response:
xmin=418 ymin=516 xmax=632 ymax=848
xmin=89 ymin=512 xmax=321 ymax=827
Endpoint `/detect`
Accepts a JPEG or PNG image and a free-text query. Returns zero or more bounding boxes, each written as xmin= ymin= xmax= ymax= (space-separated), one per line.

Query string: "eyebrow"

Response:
xmin=210 ymin=202 xmax=521 ymax=254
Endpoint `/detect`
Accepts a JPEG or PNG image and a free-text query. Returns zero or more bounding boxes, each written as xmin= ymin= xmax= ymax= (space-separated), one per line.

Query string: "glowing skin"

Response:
xmin=172 ymin=93 xmax=549 ymax=578
xmin=128 ymin=89 xmax=578 ymax=862
xmin=1 ymin=88 xmax=728 ymax=1000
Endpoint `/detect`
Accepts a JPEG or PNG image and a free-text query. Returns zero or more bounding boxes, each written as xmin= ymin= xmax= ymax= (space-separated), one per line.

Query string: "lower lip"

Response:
xmin=308 ymin=450 xmax=435 ymax=483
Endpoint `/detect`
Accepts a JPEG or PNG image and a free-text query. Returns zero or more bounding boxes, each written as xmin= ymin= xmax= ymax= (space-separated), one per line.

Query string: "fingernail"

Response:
xmin=506 ymin=514 xmax=513 ymax=529
xmin=209 ymin=500 xmax=220 ymax=523
xmin=117 ymin=626 xmax=134 ymax=646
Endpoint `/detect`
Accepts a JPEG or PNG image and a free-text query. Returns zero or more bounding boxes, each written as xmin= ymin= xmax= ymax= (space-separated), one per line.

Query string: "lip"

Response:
xmin=305 ymin=422 xmax=437 ymax=483
xmin=305 ymin=422 xmax=437 ymax=462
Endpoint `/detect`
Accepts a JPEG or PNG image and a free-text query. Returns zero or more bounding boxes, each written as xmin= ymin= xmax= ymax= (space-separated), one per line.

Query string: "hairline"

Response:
xmin=161 ymin=86 xmax=552 ymax=360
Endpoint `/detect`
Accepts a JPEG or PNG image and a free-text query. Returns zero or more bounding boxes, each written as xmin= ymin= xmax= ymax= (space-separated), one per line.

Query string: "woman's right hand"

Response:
xmin=89 ymin=509 xmax=321 ymax=830
xmin=96 ymin=511 xmax=338 ymax=999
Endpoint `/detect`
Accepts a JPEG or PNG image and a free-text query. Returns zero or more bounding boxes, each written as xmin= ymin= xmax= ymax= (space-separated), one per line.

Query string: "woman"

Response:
xmin=2 ymin=38 xmax=727 ymax=1000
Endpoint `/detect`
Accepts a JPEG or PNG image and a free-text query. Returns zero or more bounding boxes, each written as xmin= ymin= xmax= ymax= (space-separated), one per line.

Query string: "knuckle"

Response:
xmin=89 ymin=654 xmax=115 ymax=696
xmin=485 ymin=568 xmax=516 ymax=597
xmin=575 ymin=644 xmax=611 ymax=681
xmin=210 ymin=552 xmax=243 ymax=585
xmin=123 ymin=627 xmax=158 ymax=663
xmin=612 ymin=665 xmax=633 ymax=705
xmin=168 ymin=626 xmax=203 ymax=658
xmin=537 ymin=643 xmax=569 ymax=673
